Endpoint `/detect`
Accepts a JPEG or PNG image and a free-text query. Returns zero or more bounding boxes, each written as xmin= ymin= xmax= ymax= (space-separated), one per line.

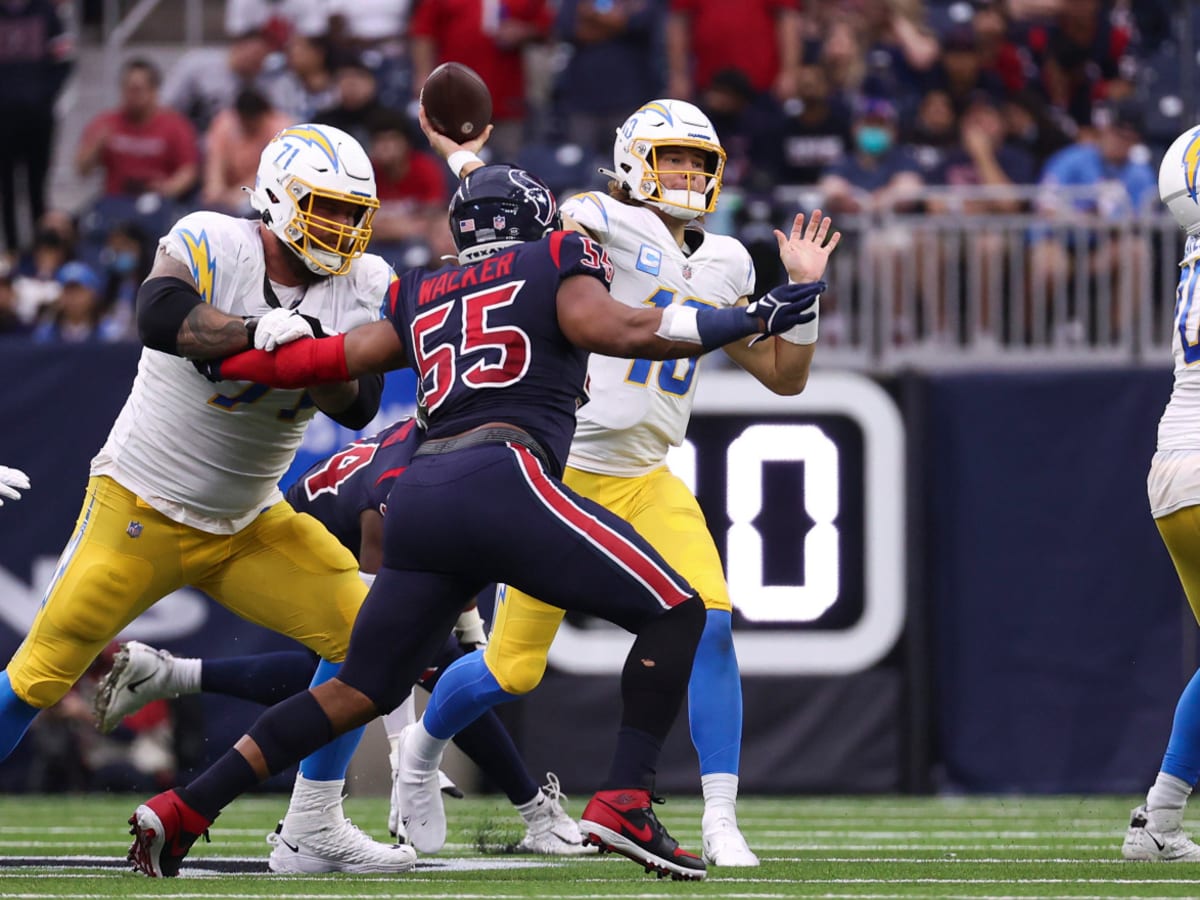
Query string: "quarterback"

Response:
xmin=0 ymin=124 xmax=414 ymax=873
xmin=399 ymin=99 xmax=839 ymax=865
xmin=1122 ymin=124 xmax=1200 ymax=862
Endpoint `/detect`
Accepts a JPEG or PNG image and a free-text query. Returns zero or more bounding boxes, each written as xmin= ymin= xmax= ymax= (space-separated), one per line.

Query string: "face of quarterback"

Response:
xmin=655 ymin=146 xmax=709 ymax=197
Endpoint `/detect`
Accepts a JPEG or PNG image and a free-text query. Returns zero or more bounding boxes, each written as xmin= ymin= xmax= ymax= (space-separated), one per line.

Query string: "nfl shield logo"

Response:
xmin=493 ymin=215 xmax=507 ymax=231
xmin=681 ymin=263 xmax=693 ymax=280
xmin=126 ymin=521 xmax=143 ymax=539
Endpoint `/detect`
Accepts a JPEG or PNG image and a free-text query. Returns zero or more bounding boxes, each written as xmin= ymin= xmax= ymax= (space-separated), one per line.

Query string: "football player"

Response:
xmin=125 ymin=160 xmax=826 ymax=880
xmin=402 ymin=99 xmax=839 ymax=866
xmin=95 ymin=416 xmax=590 ymax=858
xmin=0 ymin=467 xmax=29 ymax=507
xmin=0 ymin=124 xmax=416 ymax=873
xmin=1122 ymin=125 xmax=1200 ymax=862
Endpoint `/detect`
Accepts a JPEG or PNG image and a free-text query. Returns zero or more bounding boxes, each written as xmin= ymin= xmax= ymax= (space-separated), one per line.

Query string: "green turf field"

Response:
xmin=1 ymin=793 xmax=1197 ymax=897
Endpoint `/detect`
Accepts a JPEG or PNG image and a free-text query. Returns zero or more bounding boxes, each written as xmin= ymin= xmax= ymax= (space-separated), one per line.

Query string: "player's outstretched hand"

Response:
xmin=0 ymin=466 xmax=30 ymax=506
xmin=254 ymin=307 xmax=314 ymax=352
xmin=418 ymin=103 xmax=493 ymax=162
xmin=777 ymin=210 xmax=841 ymax=283
xmin=745 ymin=280 xmax=826 ymax=344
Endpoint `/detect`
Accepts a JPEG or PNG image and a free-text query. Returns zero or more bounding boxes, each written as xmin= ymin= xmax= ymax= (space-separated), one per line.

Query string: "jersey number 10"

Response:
xmin=626 ymin=288 xmax=715 ymax=396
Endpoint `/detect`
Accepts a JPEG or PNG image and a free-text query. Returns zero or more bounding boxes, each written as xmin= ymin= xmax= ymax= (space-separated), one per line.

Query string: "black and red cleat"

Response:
xmin=579 ymin=789 xmax=706 ymax=881
xmin=127 ymin=789 xmax=213 ymax=877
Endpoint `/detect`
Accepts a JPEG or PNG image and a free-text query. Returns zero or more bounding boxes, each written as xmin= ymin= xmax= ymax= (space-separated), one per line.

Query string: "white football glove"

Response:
xmin=454 ymin=606 xmax=488 ymax=650
xmin=254 ymin=307 xmax=314 ymax=352
xmin=0 ymin=466 xmax=30 ymax=506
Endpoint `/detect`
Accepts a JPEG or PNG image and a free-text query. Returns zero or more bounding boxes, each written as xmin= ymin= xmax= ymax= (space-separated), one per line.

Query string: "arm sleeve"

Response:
xmin=136 ymin=276 xmax=205 ymax=354
xmin=324 ymin=373 xmax=385 ymax=429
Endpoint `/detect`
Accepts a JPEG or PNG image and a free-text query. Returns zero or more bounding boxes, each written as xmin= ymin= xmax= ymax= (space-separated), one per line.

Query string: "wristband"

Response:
xmin=777 ymin=295 xmax=820 ymax=344
xmin=447 ymin=150 xmax=482 ymax=179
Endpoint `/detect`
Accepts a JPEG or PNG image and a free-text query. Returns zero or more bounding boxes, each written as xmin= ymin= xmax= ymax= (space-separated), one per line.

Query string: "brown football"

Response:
xmin=420 ymin=62 xmax=493 ymax=143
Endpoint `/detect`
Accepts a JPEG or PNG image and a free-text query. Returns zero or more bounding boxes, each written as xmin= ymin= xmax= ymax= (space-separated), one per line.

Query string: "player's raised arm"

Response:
xmin=136 ymin=248 xmax=254 ymax=359
xmin=197 ymin=319 xmax=408 ymax=388
xmin=556 ymin=269 xmax=826 ymax=360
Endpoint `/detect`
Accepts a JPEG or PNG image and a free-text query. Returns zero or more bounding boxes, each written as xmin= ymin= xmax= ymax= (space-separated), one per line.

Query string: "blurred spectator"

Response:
xmin=11 ymin=224 xmax=71 ymax=325
xmin=1001 ymin=87 xmax=1075 ymax=170
xmin=699 ymin=68 xmax=782 ymax=191
xmin=666 ymin=0 xmax=800 ymax=102
xmin=818 ymin=94 xmax=923 ymax=215
xmin=856 ymin=0 xmax=941 ymax=111
xmin=970 ymin=2 xmax=1031 ymax=97
xmin=325 ymin=0 xmax=413 ymax=111
xmin=226 ymin=0 xmax=327 ymax=39
xmin=819 ymin=92 xmax=925 ymax=344
xmin=368 ymin=110 xmax=449 ymax=253
xmin=1026 ymin=0 xmax=1135 ymax=129
xmin=31 ymin=261 xmax=111 ymax=343
xmin=314 ymin=55 xmax=388 ymax=148
xmin=553 ymin=0 xmax=665 ymax=161
xmin=817 ymin=15 xmax=867 ymax=102
xmin=926 ymin=24 xmax=1006 ymax=113
xmin=269 ymin=32 xmax=339 ymax=121
xmin=162 ymin=29 xmax=280 ymax=135
xmin=908 ymin=89 xmax=959 ymax=179
xmin=778 ymin=63 xmax=854 ymax=186
xmin=203 ymin=88 xmax=292 ymax=215
xmin=934 ymin=94 xmax=1037 ymax=193
xmin=96 ymin=221 xmax=151 ymax=340
xmin=0 ymin=0 xmax=73 ymax=254
xmin=410 ymin=0 xmax=553 ymax=164
xmin=0 ymin=271 xmax=28 ymax=337
xmin=1030 ymin=99 xmax=1155 ymax=344
xmin=76 ymin=58 xmax=200 ymax=203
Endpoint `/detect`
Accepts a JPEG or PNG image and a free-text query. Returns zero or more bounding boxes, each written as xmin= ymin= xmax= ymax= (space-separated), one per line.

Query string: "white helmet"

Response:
xmin=1158 ymin=124 xmax=1200 ymax=235
xmin=249 ymin=124 xmax=380 ymax=276
xmin=606 ymin=99 xmax=726 ymax=221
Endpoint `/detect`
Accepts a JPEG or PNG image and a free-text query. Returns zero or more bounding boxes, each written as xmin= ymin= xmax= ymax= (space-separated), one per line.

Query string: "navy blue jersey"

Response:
xmin=385 ymin=230 xmax=614 ymax=472
xmin=284 ymin=417 xmax=422 ymax=557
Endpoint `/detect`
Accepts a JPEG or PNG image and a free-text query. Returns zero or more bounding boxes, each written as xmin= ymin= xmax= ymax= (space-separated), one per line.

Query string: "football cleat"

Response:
xmin=392 ymin=724 xmax=447 ymax=853
xmin=701 ymin=810 xmax=760 ymax=866
xmin=266 ymin=802 xmax=417 ymax=874
xmin=1122 ymin=804 xmax=1200 ymax=862
xmin=580 ymin=789 xmax=705 ymax=880
xmin=127 ymin=789 xmax=212 ymax=877
xmin=516 ymin=773 xmax=595 ymax=856
xmin=95 ymin=641 xmax=181 ymax=734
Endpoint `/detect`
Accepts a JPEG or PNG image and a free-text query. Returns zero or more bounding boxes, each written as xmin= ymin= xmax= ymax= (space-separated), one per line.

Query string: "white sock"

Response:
xmin=287 ymin=774 xmax=345 ymax=814
xmin=1148 ymin=772 xmax=1193 ymax=814
xmin=516 ymin=788 xmax=546 ymax=823
xmin=404 ymin=719 xmax=449 ymax=775
xmin=173 ymin=658 xmax=202 ymax=694
xmin=701 ymin=772 xmax=739 ymax=822
xmin=384 ymin=695 xmax=417 ymax=760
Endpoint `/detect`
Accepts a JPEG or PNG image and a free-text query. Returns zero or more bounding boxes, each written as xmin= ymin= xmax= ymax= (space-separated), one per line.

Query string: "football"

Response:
xmin=420 ymin=62 xmax=493 ymax=144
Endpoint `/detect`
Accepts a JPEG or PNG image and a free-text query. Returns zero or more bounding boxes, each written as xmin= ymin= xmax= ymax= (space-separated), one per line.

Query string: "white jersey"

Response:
xmin=90 ymin=211 xmax=391 ymax=534
xmin=563 ymin=192 xmax=755 ymax=476
xmin=1150 ymin=234 xmax=1200 ymax=517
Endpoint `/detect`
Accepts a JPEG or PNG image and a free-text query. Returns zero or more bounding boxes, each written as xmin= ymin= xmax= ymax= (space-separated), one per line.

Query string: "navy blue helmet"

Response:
xmin=449 ymin=165 xmax=562 ymax=264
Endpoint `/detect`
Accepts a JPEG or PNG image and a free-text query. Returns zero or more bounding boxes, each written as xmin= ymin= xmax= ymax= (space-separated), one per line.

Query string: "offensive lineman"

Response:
xmin=399 ymin=99 xmax=839 ymax=865
xmin=0 ymin=124 xmax=414 ymax=873
xmin=1121 ymin=125 xmax=1200 ymax=862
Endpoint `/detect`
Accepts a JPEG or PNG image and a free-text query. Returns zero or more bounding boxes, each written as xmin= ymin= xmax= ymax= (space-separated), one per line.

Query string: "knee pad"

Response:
xmin=484 ymin=643 xmax=547 ymax=696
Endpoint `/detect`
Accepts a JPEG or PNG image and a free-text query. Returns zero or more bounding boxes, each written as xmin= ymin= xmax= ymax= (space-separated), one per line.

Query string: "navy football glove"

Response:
xmin=745 ymin=280 xmax=825 ymax=343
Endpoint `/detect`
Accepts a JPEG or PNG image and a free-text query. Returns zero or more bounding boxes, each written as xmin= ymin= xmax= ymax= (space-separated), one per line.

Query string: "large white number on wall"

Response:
xmin=726 ymin=424 xmax=840 ymax=622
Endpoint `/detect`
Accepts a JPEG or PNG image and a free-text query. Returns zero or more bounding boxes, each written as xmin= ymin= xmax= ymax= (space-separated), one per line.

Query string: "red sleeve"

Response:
xmin=669 ymin=0 xmax=698 ymax=11
xmin=170 ymin=114 xmax=200 ymax=167
xmin=80 ymin=111 xmax=113 ymax=146
xmin=219 ymin=334 xmax=349 ymax=387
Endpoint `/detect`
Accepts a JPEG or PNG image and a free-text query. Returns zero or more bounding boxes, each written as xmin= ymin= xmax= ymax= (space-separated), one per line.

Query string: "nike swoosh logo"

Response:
xmin=624 ymin=822 xmax=654 ymax=843
xmin=127 ymin=675 xmax=155 ymax=693
xmin=1151 ymin=833 xmax=1166 ymax=851
xmin=281 ymin=837 xmax=300 ymax=853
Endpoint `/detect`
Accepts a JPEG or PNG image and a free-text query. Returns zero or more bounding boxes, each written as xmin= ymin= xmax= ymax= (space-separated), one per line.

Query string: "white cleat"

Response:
xmin=701 ymin=811 xmax=760 ymax=867
xmin=1122 ymin=805 xmax=1200 ymax=862
xmin=266 ymin=802 xmax=417 ymax=874
xmin=392 ymin=724 xmax=447 ymax=853
xmin=516 ymin=773 xmax=596 ymax=856
xmin=94 ymin=641 xmax=180 ymax=734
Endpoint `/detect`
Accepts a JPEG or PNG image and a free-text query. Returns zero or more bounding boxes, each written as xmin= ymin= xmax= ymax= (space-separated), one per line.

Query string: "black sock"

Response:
xmin=177 ymin=749 xmax=258 ymax=822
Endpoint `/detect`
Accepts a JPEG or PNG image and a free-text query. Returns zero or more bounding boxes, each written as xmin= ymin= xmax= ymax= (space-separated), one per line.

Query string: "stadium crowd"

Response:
xmin=0 ymin=0 xmax=1184 ymax=344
